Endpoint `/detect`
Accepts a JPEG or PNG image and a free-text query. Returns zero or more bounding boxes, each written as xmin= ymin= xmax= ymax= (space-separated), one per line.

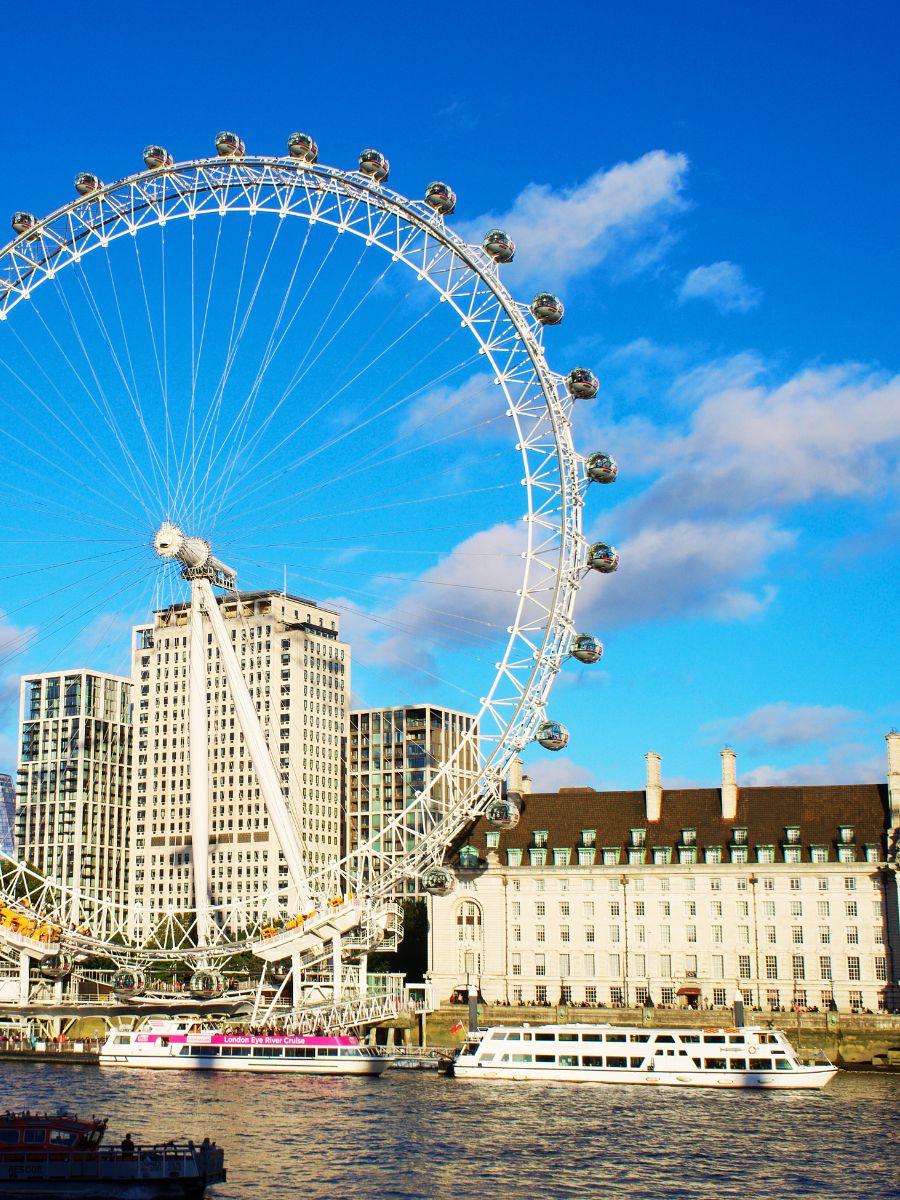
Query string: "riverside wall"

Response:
xmin=420 ymin=1005 xmax=900 ymax=1066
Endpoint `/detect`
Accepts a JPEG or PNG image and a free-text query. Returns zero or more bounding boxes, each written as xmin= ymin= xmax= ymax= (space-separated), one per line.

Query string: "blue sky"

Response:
xmin=0 ymin=0 xmax=897 ymax=792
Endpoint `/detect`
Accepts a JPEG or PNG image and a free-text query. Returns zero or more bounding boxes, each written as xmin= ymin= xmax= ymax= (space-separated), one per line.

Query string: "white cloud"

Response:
xmin=524 ymin=755 xmax=596 ymax=793
xmin=741 ymin=749 xmax=884 ymax=787
xmin=705 ymin=701 xmax=863 ymax=751
xmin=679 ymin=261 xmax=762 ymax=314
xmin=615 ymin=359 xmax=900 ymax=531
xmin=576 ymin=517 xmax=790 ymax=629
xmin=458 ymin=151 xmax=688 ymax=287
xmin=0 ymin=614 xmax=35 ymax=659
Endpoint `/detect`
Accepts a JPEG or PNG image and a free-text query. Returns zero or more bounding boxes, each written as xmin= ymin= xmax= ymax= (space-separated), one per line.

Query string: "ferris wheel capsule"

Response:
xmin=482 ymin=228 xmax=515 ymax=263
xmin=74 ymin=172 xmax=102 ymax=197
xmin=11 ymin=212 xmax=37 ymax=237
xmin=566 ymin=367 xmax=599 ymax=399
xmin=536 ymin=720 xmax=569 ymax=751
xmin=585 ymin=452 xmax=618 ymax=484
xmin=111 ymin=967 xmax=146 ymax=998
xmin=424 ymin=181 xmax=456 ymax=215
xmin=358 ymin=149 xmax=389 ymax=182
xmin=571 ymin=633 xmax=604 ymax=664
xmin=189 ymin=968 xmax=225 ymax=1000
xmin=39 ymin=953 xmax=72 ymax=981
xmin=486 ymin=798 xmax=521 ymax=830
xmin=287 ymin=132 xmax=318 ymax=163
xmin=215 ymin=130 xmax=245 ymax=157
xmin=422 ymin=866 xmax=455 ymax=897
xmin=143 ymin=145 xmax=174 ymax=170
xmin=587 ymin=542 xmax=619 ymax=573
xmin=531 ymin=292 xmax=564 ymax=326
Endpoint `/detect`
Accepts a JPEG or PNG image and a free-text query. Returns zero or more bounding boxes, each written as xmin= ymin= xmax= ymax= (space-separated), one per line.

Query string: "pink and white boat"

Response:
xmin=100 ymin=1020 xmax=388 ymax=1075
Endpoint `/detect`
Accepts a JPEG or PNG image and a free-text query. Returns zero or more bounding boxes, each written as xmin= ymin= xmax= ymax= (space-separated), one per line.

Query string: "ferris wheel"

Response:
xmin=0 ymin=132 xmax=619 ymax=993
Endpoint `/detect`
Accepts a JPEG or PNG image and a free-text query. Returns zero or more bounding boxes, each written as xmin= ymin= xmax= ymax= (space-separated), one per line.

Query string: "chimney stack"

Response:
xmin=721 ymin=747 xmax=738 ymax=819
xmin=645 ymin=751 xmax=662 ymax=821
xmin=887 ymin=731 xmax=900 ymax=836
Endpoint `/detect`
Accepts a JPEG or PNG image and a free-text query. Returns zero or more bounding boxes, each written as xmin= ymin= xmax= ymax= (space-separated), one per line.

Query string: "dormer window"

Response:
xmin=534 ymin=830 xmax=548 ymax=848
xmin=785 ymin=827 xmax=800 ymax=844
xmin=839 ymin=826 xmax=854 ymax=844
xmin=652 ymin=846 xmax=671 ymax=865
xmin=631 ymin=828 xmax=646 ymax=847
xmin=486 ymin=831 xmax=500 ymax=849
xmin=581 ymin=829 xmax=596 ymax=847
xmin=681 ymin=828 xmax=696 ymax=846
xmin=732 ymin=827 xmax=748 ymax=845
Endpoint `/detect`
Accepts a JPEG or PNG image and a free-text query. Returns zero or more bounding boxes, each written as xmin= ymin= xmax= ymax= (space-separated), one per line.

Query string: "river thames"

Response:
xmin=2 ymin=1062 xmax=898 ymax=1199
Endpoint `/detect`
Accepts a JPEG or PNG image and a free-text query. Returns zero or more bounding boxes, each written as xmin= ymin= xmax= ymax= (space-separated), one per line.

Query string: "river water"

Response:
xmin=1 ymin=1062 xmax=898 ymax=1199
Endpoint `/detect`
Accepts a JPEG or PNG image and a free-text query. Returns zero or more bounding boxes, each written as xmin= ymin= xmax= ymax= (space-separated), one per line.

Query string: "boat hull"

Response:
xmin=0 ymin=1179 xmax=209 ymax=1200
xmin=100 ymin=1052 xmax=387 ymax=1076
xmin=453 ymin=1063 xmax=837 ymax=1089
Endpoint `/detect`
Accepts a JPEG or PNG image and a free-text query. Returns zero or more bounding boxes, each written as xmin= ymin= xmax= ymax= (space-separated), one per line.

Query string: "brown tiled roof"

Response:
xmin=457 ymin=785 xmax=890 ymax=864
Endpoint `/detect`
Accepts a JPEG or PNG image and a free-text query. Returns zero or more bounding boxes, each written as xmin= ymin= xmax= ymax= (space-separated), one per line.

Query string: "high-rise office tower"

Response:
xmin=346 ymin=704 xmax=479 ymax=897
xmin=16 ymin=671 xmax=132 ymax=930
xmin=0 ymin=773 xmax=17 ymax=854
xmin=129 ymin=590 xmax=349 ymax=927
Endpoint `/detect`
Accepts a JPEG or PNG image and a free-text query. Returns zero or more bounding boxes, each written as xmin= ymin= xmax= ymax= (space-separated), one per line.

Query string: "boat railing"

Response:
xmin=0 ymin=1142 xmax=225 ymax=1181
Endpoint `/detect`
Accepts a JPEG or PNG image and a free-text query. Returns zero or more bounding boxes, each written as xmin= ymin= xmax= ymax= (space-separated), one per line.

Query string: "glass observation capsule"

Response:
xmin=571 ymin=632 xmax=604 ymax=664
xmin=358 ymin=149 xmax=389 ymax=182
xmin=422 ymin=866 xmax=455 ymax=897
xmin=287 ymin=131 xmax=318 ymax=163
xmin=587 ymin=542 xmax=619 ymax=573
xmin=189 ymin=968 xmax=225 ymax=1000
xmin=566 ymin=367 xmax=599 ymax=400
xmin=11 ymin=212 xmax=37 ymax=236
xmin=486 ymin=799 xmax=521 ymax=830
xmin=531 ymin=292 xmax=564 ymax=325
xmin=585 ymin=451 xmax=618 ymax=484
xmin=39 ymin=954 xmax=72 ymax=981
xmin=111 ymin=967 xmax=146 ymax=997
xmin=482 ymin=228 xmax=515 ymax=263
xmin=143 ymin=145 xmax=174 ymax=170
xmin=215 ymin=130 xmax=245 ymax=157
xmin=536 ymin=720 xmax=570 ymax=751
xmin=424 ymin=181 xmax=456 ymax=215
xmin=457 ymin=845 xmax=481 ymax=870
xmin=74 ymin=172 xmax=101 ymax=196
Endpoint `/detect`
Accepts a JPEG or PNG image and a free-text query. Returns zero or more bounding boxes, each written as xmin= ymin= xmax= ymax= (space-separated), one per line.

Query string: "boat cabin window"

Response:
xmin=191 ymin=1045 xmax=218 ymax=1056
xmin=49 ymin=1130 xmax=78 ymax=1146
xmin=702 ymin=1035 xmax=726 ymax=1044
xmin=505 ymin=1032 xmax=521 ymax=1041
xmin=730 ymin=1059 xmax=747 ymax=1070
xmin=606 ymin=1056 xmax=627 ymax=1068
xmin=559 ymin=1055 xmax=578 ymax=1067
xmin=607 ymin=1034 xmax=626 ymax=1043
xmin=631 ymin=1034 xmax=650 ymax=1043
xmin=630 ymin=1057 xmax=645 ymax=1068
xmin=704 ymin=1057 xmax=727 ymax=1069
xmin=749 ymin=1058 xmax=773 ymax=1070
xmin=252 ymin=1047 xmax=283 ymax=1057
xmin=535 ymin=1033 xmax=555 ymax=1041
xmin=760 ymin=1033 xmax=779 ymax=1044
xmin=775 ymin=1059 xmax=794 ymax=1070
xmin=285 ymin=1047 xmax=314 ymax=1058
xmin=115 ymin=1035 xmax=131 ymax=1044
xmin=655 ymin=1035 xmax=675 ymax=1043
xmin=536 ymin=1054 xmax=555 ymax=1063
xmin=583 ymin=1055 xmax=603 ymax=1067
xmin=682 ymin=1035 xmax=700 ymax=1043
xmin=0 ymin=1130 xmax=19 ymax=1143
xmin=728 ymin=1035 xmax=745 ymax=1044
xmin=511 ymin=1054 xmax=532 ymax=1063
xmin=23 ymin=1129 xmax=45 ymax=1144
xmin=582 ymin=1033 xmax=603 ymax=1042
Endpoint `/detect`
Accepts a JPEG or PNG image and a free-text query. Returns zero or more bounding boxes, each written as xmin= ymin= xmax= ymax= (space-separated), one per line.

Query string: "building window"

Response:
xmin=875 ymin=958 xmax=887 ymax=982
xmin=511 ymin=953 xmax=521 ymax=977
xmin=712 ymin=955 xmax=724 ymax=980
xmin=785 ymin=826 xmax=800 ymax=844
xmin=530 ymin=849 xmax=547 ymax=867
xmin=820 ymin=957 xmax=832 ymax=981
xmin=630 ymin=829 xmax=646 ymax=847
xmin=839 ymin=826 xmax=854 ymax=844
xmin=553 ymin=848 xmax=570 ymax=867
xmin=765 ymin=956 xmax=778 ymax=979
xmin=864 ymin=844 xmax=879 ymax=863
xmin=792 ymin=955 xmax=806 ymax=980
xmin=845 ymin=901 xmax=858 ymax=918
xmin=784 ymin=847 xmax=802 ymax=864
xmin=535 ymin=954 xmax=546 ymax=977
xmin=844 ymin=877 xmax=857 ymax=891
xmin=738 ymin=956 xmax=751 ymax=980
xmin=628 ymin=849 xmax=645 ymax=865
xmin=686 ymin=925 xmax=697 ymax=943
xmin=585 ymin=986 xmax=597 ymax=1003
xmin=578 ymin=848 xmax=596 ymax=867
xmin=847 ymin=957 xmax=861 ymax=981
xmin=661 ymin=987 xmax=675 ymax=1005
xmin=757 ymin=846 xmax=775 ymax=863
xmin=679 ymin=847 xmax=697 ymax=865
xmin=602 ymin=847 xmax=619 ymax=865
xmin=507 ymin=849 xmax=522 ymax=867
xmin=705 ymin=847 xmax=722 ymax=864
xmin=534 ymin=830 xmax=548 ymax=848
xmin=847 ymin=927 xmax=859 ymax=945
xmin=849 ymin=990 xmax=863 ymax=1012
xmin=766 ymin=989 xmax=780 ymax=1009
xmin=660 ymin=955 xmax=672 ymax=978
xmin=791 ymin=927 xmax=804 ymax=945
xmin=653 ymin=847 xmax=672 ymax=865
xmin=731 ymin=847 xmax=749 ymax=864
xmin=535 ymin=984 xmax=548 ymax=1004
xmin=585 ymin=926 xmax=595 ymax=943
xmin=581 ymin=829 xmax=596 ymax=847
xmin=837 ymin=847 xmax=856 ymax=863
xmin=811 ymin=846 xmax=829 ymax=863
xmin=681 ymin=828 xmax=696 ymax=846
xmin=486 ymin=831 xmax=500 ymax=849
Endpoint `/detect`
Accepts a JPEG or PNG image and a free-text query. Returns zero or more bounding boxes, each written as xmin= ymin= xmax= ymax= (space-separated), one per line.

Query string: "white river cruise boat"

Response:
xmin=100 ymin=1020 xmax=388 ymax=1076
xmin=450 ymin=1023 xmax=836 ymax=1089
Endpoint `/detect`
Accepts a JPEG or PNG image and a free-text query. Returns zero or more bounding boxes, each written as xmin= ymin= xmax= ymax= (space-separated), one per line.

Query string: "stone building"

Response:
xmin=427 ymin=735 xmax=900 ymax=1013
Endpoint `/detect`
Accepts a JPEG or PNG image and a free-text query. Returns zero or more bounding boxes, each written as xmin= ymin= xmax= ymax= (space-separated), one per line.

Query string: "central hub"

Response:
xmin=152 ymin=523 xmax=236 ymax=588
